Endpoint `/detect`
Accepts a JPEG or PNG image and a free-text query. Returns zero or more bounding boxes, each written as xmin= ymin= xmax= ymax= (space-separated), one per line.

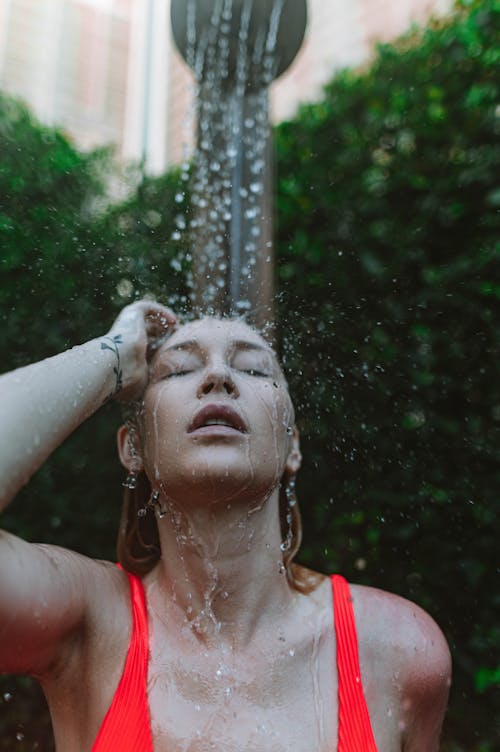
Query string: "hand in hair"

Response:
xmin=106 ymin=301 xmax=177 ymax=402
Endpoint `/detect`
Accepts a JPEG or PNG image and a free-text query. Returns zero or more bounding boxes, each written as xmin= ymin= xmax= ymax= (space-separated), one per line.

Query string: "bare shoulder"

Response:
xmin=350 ymin=583 xmax=451 ymax=679
xmin=350 ymin=582 xmax=452 ymax=749
xmin=31 ymin=544 xmax=132 ymax=635
xmin=33 ymin=550 xmax=135 ymax=746
xmin=30 ymin=541 xmax=129 ymax=611
xmin=0 ymin=530 xmax=130 ymax=677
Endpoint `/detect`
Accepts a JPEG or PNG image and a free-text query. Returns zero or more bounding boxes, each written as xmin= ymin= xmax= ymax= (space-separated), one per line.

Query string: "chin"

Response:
xmin=162 ymin=461 xmax=280 ymax=507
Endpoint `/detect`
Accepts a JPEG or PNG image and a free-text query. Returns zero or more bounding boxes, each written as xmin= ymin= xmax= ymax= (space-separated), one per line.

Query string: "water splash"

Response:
xmin=171 ymin=0 xmax=306 ymax=327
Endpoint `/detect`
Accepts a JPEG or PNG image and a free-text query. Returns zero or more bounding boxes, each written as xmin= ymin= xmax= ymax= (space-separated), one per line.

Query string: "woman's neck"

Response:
xmin=148 ymin=488 xmax=296 ymax=649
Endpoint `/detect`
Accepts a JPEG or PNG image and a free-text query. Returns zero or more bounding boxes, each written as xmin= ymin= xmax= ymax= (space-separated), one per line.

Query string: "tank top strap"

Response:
xmin=331 ymin=574 xmax=378 ymax=752
xmin=91 ymin=569 xmax=153 ymax=752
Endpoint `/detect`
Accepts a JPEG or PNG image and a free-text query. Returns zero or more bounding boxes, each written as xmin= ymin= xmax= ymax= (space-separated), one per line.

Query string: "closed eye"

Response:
xmin=240 ymin=369 xmax=270 ymax=377
xmin=162 ymin=370 xmax=193 ymax=378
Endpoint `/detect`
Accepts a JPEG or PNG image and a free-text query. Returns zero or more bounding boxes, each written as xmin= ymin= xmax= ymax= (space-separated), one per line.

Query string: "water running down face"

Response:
xmin=136 ymin=318 xmax=301 ymax=509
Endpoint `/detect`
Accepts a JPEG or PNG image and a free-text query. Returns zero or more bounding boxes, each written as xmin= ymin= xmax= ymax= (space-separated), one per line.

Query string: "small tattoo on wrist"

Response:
xmin=101 ymin=334 xmax=123 ymax=395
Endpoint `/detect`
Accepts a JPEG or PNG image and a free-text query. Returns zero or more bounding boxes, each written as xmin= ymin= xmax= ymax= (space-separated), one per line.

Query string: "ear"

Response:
xmin=117 ymin=424 xmax=144 ymax=473
xmin=285 ymin=426 xmax=302 ymax=475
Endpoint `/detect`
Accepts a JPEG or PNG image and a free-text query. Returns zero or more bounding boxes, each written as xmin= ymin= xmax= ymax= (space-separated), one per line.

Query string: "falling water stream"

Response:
xmin=152 ymin=2 xmax=318 ymax=748
xmin=2 ymin=2 xmax=340 ymax=749
xmin=2 ymin=0 xmax=486 ymax=744
xmin=171 ymin=0 xmax=307 ymax=328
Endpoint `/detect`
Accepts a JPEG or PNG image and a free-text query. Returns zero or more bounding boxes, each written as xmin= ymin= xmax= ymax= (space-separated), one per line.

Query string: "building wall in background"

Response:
xmin=0 ymin=0 xmax=132 ymax=152
xmin=0 ymin=0 xmax=453 ymax=173
xmin=271 ymin=0 xmax=453 ymax=122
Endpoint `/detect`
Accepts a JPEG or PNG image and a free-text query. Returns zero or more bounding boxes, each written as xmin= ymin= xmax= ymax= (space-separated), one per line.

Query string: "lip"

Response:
xmin=188 ymin=403 xmax=248 ymax=434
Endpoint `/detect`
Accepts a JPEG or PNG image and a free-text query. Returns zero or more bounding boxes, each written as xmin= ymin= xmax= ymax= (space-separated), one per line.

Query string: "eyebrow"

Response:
xmin=162 ymin=339 xmax=198 ymax=353
xmin=231 ymin=339 xmax=274 ymax=355
xmin=162 ymin=339 xmax=273 ymax=355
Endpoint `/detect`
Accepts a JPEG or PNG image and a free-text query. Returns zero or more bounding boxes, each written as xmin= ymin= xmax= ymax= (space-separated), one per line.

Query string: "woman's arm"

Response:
xmin=0 ymin=301 xmax=175 ymax=509
xmin=0 ymin=301 xmax=175 ymax=676
xmin=400 ymin=609 xmax=452 ymax=751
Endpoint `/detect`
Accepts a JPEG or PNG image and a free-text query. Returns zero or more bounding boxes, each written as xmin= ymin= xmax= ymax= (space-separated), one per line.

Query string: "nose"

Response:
xmin=197 ymin=361 xmax=239 ymax=398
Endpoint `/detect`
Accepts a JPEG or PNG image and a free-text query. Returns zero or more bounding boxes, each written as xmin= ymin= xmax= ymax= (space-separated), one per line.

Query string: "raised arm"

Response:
xmin=0 ymin=301 xmax=175 ymax=676
xmin=0 ymin=301 xmax=175 ymax=508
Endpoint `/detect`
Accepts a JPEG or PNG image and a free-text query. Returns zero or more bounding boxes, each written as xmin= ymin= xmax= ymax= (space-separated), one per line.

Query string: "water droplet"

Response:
xmin=170 ymin=258 xmax=182 ymax=272
xmin=116 ymin=278 xmax=133 ymax=298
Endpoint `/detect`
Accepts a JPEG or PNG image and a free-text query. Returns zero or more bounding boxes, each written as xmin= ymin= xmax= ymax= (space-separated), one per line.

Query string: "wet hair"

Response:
xmin=116 ymin=467 xmax=317 ymax=593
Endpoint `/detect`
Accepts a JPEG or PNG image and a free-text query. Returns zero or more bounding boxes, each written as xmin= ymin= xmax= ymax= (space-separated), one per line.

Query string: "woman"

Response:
xmin=0 ymin=300 xmax=451 ymax=751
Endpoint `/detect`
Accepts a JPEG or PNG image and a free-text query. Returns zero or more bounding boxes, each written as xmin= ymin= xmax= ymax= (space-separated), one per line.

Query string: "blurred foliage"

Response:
xmin=0 ymin=0 xmax=499 ymax=749
xmin=275 ymin=0 xmax=499 ymax=749
xmin=0 ymin=94 xmax=189 ymax=751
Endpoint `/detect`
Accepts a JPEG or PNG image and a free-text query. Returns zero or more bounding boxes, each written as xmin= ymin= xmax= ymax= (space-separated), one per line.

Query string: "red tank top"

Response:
xmin=91 ymin=573 xmax=378 ymax=751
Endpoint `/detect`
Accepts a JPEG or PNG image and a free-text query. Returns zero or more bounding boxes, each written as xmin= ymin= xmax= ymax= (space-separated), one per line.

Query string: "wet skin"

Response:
xmin=138 ymin=318 xmax=297 ymax=509
xmin=0 ymin=310 xmax=451 ymax=751
xmin=116 ymin=319 xmax=449 ymax=751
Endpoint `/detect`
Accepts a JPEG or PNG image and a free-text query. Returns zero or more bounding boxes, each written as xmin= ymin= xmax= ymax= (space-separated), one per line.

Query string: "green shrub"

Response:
xmin=275 ymin=1 xmax=499 ymax=748
xmin=0 ymin=0 xmax=498 ymax=748
xmin=0 ymin=95 xmax=187 ymax=751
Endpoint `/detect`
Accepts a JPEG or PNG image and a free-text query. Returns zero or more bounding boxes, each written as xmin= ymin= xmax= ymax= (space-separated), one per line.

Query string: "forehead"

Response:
xmin=165 ymin=317 xmax=273 ymax=353
xmin=150 ymin=316 xmax=292 ymax=400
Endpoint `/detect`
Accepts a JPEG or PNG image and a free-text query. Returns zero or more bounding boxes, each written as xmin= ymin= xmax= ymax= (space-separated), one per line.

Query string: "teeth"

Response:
xmin=204 ymin=419 xmax=233 ymax=427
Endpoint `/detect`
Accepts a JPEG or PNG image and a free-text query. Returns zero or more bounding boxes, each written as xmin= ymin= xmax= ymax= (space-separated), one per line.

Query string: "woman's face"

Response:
xmin=137 ymin=318 xmax=299 ymax=505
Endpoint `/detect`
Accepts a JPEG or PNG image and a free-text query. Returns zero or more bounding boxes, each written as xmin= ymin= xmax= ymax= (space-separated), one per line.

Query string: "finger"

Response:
xmin=144 ymin=315 xmax=175 ymax=340
xmin=144 ymin=306 xmax=179 ymax=357
xmin=139 ymin=300 xmax=177 ymax=322
xmin=144 ymin=305 xmax=177 ymax=332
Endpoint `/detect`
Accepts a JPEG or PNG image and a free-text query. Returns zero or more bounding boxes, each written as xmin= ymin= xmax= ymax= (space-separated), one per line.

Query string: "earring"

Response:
xmin=137 ymin=489 xmax=158 ymax=518
xmin=137 ymin=490 xmax=167 ymax=519
xmin=123 ymin=470 xmax=138 ymax=490
xmin=280 ymin=475 xmax=296 ymax=552
xmin=285 ymin=475 xmax=297 ymax=508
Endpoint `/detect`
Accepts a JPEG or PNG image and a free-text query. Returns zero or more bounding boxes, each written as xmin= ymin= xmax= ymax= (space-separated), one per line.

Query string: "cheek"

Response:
xmin=140 ymin=387 xmax=183 ymax=470
xmin=263 ymin=382 xmax=294 ymax=426
xmin=249 ymin=383 xmax=293 ymax=454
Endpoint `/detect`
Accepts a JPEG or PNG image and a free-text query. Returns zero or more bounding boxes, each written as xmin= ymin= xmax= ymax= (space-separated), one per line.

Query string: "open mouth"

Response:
xmin=188 ymin=403 xmax=247 ymax=434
